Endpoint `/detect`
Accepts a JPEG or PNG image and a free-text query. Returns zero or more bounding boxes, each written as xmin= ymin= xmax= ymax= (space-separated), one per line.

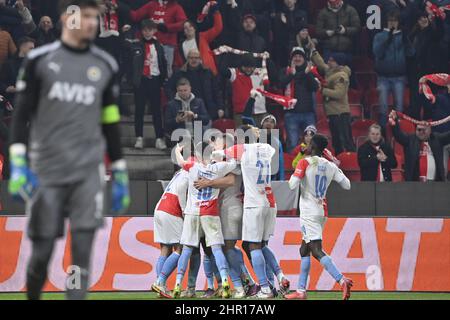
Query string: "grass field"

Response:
xmin=0 ymin=291 xmax=449 ymax=300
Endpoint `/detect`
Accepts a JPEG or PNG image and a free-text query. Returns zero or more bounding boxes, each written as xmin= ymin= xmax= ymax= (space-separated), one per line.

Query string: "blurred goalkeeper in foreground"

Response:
xmin=8 ymin=0 xmax=130 ymax=299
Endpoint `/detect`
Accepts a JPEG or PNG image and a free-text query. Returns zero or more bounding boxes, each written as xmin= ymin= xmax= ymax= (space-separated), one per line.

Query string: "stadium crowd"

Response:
xmin=0 ymin=0 xmax=449 ymax=182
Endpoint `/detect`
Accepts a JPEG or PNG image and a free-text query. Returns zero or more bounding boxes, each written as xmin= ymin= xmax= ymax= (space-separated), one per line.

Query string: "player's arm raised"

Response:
xmin=102 ymin=72 xmax=130 ymax=213
xmin=9 ymin=57 xmax=39 ymax=201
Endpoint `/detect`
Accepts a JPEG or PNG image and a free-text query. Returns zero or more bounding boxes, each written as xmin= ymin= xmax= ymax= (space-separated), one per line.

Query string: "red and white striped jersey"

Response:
xmin=290 ymin=156 xmax=350 ymax=217
xmin=223 ymin=143 xmax=276 ymax=208
xmin=184 ymin=159 xmax=237 ymax=216
xmin=155 ymin=169 xmax=189 ymax=218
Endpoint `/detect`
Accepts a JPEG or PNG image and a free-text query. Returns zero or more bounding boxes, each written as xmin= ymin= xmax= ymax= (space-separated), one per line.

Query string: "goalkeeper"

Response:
xmin=8 ymin=0 xmax=130 ymax=300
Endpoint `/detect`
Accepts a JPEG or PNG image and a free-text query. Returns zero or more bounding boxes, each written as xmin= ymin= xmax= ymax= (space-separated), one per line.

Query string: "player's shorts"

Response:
xmin=180 ymin=215 xmax=224 ymax=247
xmin=26 ymin=164 xmax=105 ymax=240
xmin=242 ymin=206 xmax=276 ymax=243
xmin=220 ymin=205 xmax=243 ymax=241
xmin=299 ymin=215 xmax=327 ymax=243
xmin=154 ymin=210 xmax=183 ymax=245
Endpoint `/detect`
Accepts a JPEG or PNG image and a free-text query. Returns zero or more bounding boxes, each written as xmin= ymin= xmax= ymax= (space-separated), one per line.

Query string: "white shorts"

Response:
xmin=153 ymin=210 xmax=183 ymax=244
xmin=220 ymin=205 xmax=243 ymax=241
xmin=299 ymin=215 xmax=327 ymax=243
xmin=242 ymin=206 xmax=276 ymax=243
xmin=180 ymin=215 xmax=224 ymax=247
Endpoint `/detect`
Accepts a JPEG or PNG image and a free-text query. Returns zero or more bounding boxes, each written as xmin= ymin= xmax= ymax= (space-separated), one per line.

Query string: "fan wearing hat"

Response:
xmin=310 ymin=43 xmax=356 ymax=155
xmin=235 ymin=14 xmax=267 ymax=60
xmin=280 ymin=47 xmax=319 ymax=153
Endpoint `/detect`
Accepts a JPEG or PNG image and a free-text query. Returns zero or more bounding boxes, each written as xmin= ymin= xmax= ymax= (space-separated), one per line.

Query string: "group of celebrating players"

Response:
xmin=152 ymin=125 xmax=354 ymax=300
xmin=6 ymin=0 xmax=354 ymax=300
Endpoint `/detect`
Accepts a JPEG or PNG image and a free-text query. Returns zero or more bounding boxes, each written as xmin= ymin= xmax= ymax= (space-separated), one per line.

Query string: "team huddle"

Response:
xmin=152 ymin=126 xmax=353 ymax=300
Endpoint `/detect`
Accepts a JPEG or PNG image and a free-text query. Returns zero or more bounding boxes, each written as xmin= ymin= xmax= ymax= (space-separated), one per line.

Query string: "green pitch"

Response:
xmin=0 ymin=291 xmax=449 ymax=300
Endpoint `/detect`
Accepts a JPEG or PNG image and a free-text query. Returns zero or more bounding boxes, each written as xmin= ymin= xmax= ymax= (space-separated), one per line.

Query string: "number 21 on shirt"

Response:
xmin=256 ymin=160 xmax=270 ymax=185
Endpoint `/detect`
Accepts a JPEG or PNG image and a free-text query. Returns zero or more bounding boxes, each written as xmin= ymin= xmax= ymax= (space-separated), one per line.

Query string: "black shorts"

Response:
xmin=26 ymin=164 xmax=106 ymax=240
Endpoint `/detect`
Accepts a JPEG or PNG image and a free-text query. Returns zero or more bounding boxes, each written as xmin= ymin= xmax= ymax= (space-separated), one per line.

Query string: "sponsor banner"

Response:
xmin=0 ymin=217 xmax=449 ymax=292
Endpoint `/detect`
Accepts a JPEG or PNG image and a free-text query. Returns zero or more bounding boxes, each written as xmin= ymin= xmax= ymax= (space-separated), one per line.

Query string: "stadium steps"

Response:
xmin=119 ymin=93 xmax=174 ymax=181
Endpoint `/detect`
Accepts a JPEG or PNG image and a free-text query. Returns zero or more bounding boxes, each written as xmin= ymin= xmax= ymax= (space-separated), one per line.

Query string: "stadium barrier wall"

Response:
xmin=0 ymin=216 xmax=449 ymax=292
xmin=1 ymin=181 xmax=449 ymax=217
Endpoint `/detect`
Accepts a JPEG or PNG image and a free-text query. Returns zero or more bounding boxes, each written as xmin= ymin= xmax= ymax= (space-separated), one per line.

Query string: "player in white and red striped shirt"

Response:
xmin=285 ymin=134 xmax=353 ymax=300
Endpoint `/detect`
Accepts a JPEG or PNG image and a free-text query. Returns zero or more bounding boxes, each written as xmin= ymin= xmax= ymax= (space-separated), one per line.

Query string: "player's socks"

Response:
xmin=210 ymin=255 xmax=222 ymax=286
xmin=157 ymin=252 xmax=180 ymax=286
xmin=176 ymin=246 xmax=193 ymax=285
xmin=266 ymin=262 xmax=275 ymax=287
xmin=203 ymin=254 xmax=216 ymax=289
xmin=234 ymin=248 xmax=256 ymax=285
xmin=250 ymin=249 xmax=269 ymax=288
xmin=320 ymin=255 xmax=343 ymax=283
xmin=187 ymin=251 xmax=201 ymax=289
xmin=261 ymin=246 xmax=283 ymax=281
xmin=211 ymin=247 xmax=230 ymax=282
xmin=225 ymin=248 xmax=244 ymax=289
xmin=156 ymin=255 xmax=167 ymax=278
xmin=298 ymin=256 xmax=311 ymax=291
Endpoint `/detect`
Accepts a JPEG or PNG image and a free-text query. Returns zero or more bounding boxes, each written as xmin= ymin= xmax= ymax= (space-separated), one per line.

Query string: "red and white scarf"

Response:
xmin=419 ymin=73 xmax=449 ymax=104
xmin=425 ymin=1 xmax=450 ymax=20
xmin=419 ymin=142 xmax=436 ymax=182
xmin=99 ymin=0 xmax=119 ymax=38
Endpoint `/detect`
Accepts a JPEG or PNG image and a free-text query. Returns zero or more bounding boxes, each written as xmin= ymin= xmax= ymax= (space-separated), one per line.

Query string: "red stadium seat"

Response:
xmin=350 ymin=104 xmax=363 ymax=120
xmin=316 ymin=104 xmax=326 ymax=121
xmin=356 ymin=136 xmax=368 ymax=148
xmin=337 ymin=152 xmax=359 ymax=170
xmin=337 ymin=152 xmax=360 ymax=181
xmin=351 ymin=119 xmax=376 ymax=139
xmin=391 ymin=169 xmax=405 ymax=182
xmin=348 ymin=88 xmax=363 ymax=105
xmin=316 ymin=119 xmax=331 ymax=137
xmin=212 ymin=119 xmax=236 ymax=132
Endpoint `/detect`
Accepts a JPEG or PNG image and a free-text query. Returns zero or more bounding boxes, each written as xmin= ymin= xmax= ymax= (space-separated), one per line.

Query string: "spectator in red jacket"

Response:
xmin=175 ymin=1 xmax=222 ymax=75
xmin=128 ymin=0 xmax=187 ymax=77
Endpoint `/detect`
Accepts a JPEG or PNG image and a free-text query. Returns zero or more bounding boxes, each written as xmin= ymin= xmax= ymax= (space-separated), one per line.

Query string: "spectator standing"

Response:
xmin=311 ymin=47 xmax=356 ymax=155
xmin=220 ymin=54 xmax=269 ymax=126
xmin=175 ymin=1 xmax=222 ymax=75
xmin=390 ymin=110 xmax=450 ymax=181
xmin=165 ymin=78 xmax=210 ymax=137
xmin=358 ymin=124 xmax=397 ymax=181
xmin=260 ymin=114 xmax=285 ymax=181
xmin=272 ymin=0 xmax=307 ymax=67
xmin=127 ymin=0 xmax=187 ymax=77
xmin=167 ymin=49 xmax=224 ymax=121
xmin=0 ymin=25 xmax=16 ymax=67
xmin=31 ymin=16 xmax=57 ymax=47
xmin=279 ymin=47 xmax=318 ymax=153
xmin=408 ymin=12 xmax=447 ymax=120
xmin=0 ymin=36 xmax=34 ymax=102
xmin=235 ymin=14 xmax=267 ymax=63
xmin=130 ymin=20 xmax=168 ymax=150
xmin=316 ymin=0 xmax=360 ymax=63
xmin=372 ymin=10 xmax=414 ymax=129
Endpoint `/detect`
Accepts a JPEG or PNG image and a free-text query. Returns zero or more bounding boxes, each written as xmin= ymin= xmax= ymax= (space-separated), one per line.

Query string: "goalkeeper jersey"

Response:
xmin=12 ymin=41 xmax=119 ymax=185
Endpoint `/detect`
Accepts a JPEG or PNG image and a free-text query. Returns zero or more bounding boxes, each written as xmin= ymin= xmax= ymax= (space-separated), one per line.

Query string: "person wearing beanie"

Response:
xmin=128 ymin=19 xmax=168 ymax=150
xmin=316 ymin=0 xmax=360 ymax=57
xmin=310 ymin=42 xmax=356 ymax=155
xmin=279 ymin=47 xmax=319 ymax=153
